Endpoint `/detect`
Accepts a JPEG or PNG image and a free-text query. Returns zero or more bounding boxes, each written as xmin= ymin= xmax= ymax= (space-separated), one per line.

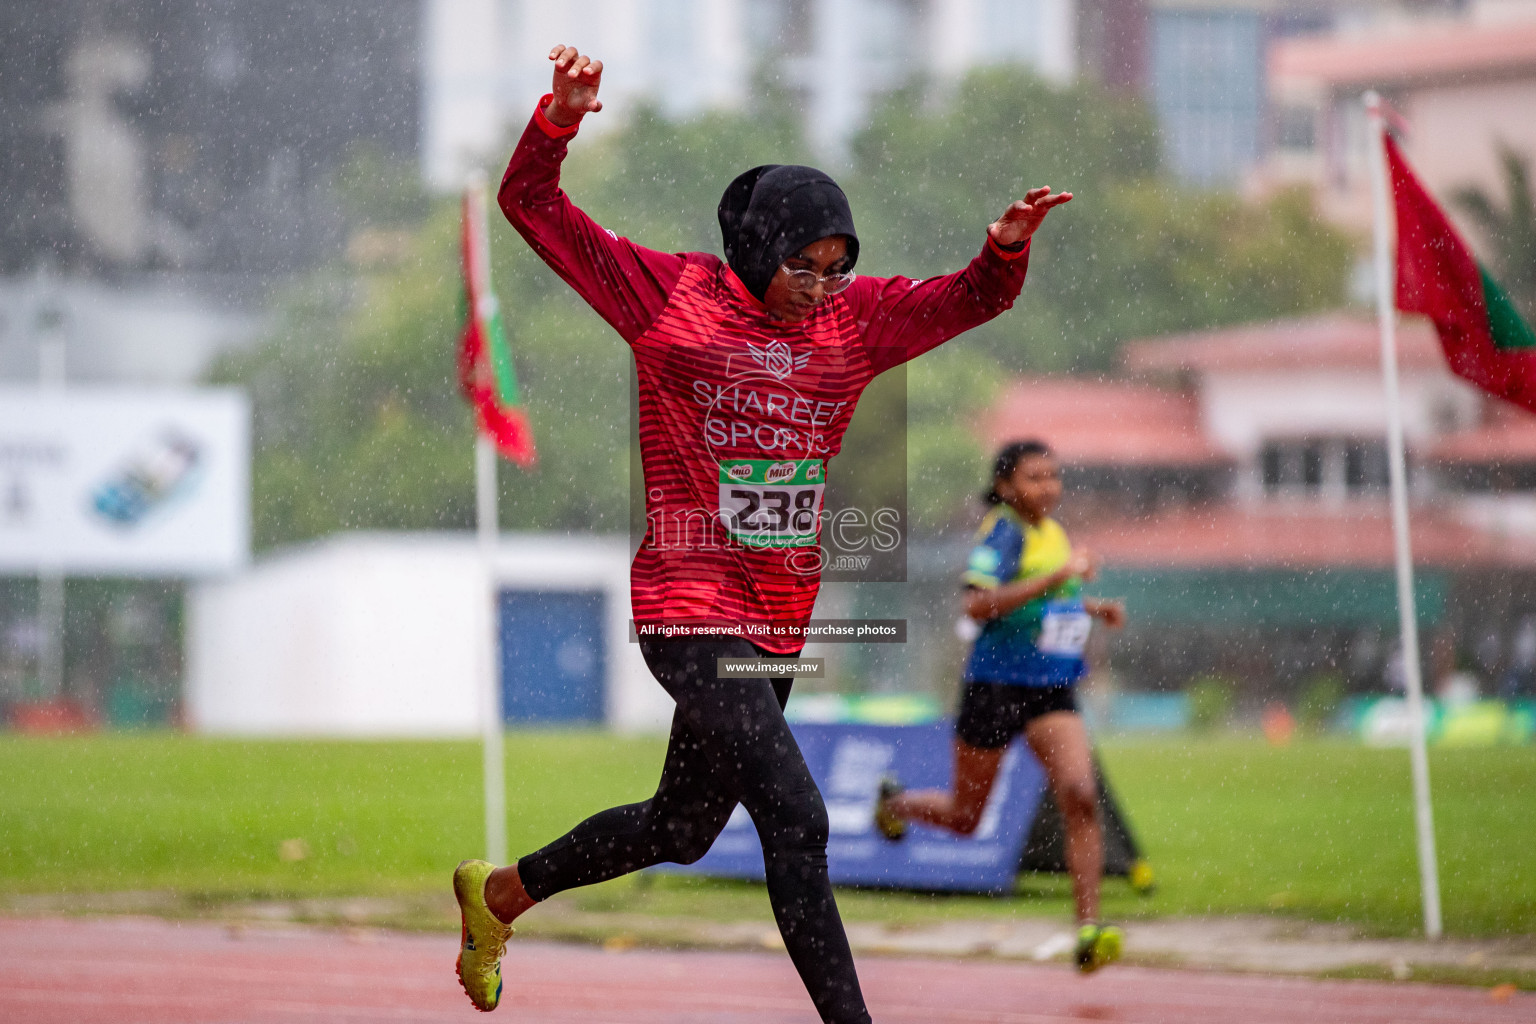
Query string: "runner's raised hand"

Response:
xmin=988 ymin=186 xmax=1073 ymax=248
xmin=1065 ymin=547 xmax=1098 ymax=583
xmin=545 ymin=44 xmax=603 ymax=127
xmin=1087 ymin=598 xmax=1127 ymax=629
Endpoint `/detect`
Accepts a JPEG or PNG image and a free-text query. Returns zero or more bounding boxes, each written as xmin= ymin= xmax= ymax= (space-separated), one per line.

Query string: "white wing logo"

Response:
xmin=746 ymin=340 xmax=810 ymax=380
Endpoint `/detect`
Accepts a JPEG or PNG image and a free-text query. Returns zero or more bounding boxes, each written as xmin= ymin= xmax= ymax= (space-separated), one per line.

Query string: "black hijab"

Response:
xmin=717 ymin=164 xmax=860 ymax=301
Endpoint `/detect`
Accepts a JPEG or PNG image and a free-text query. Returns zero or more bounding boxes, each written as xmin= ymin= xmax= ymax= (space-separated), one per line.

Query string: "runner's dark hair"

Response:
xmin=984 ymin=439 xmax=1053 ymax=504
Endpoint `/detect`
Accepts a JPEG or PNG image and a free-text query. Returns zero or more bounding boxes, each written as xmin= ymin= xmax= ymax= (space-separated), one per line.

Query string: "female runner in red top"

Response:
xmin=453 ymin=45 xmax=1072 ymax=1023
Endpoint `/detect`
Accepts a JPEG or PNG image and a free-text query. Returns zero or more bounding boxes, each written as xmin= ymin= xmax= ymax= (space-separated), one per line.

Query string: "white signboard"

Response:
xmin=0 ymin=387 xmax=250 ymax=575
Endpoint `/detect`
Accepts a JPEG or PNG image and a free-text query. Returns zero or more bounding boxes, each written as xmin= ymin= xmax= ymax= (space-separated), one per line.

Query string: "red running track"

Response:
xmin=0 ymin=916 xmax=1529 ymax=1024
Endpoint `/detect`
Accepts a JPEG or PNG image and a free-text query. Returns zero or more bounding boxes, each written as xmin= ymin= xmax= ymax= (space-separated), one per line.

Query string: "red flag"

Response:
xmin=1388 ymin=132 xmax=1536 ymax=411
xmin=458 ymin=182 xmax=536 ymax=467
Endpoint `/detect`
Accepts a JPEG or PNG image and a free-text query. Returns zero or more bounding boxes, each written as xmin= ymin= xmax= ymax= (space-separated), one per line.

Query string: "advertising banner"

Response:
xmin=672 ymin=721 xmax=1047 ymax=893
xmin=0 ymin=387 xmax=249 ymax=575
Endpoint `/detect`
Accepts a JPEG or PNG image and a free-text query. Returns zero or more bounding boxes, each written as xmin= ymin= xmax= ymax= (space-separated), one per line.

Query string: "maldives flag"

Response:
xmin=458 ymin=182 xmax=536 ymax=467
xmin=1388 ymin=132 xmax=1536 ymax=410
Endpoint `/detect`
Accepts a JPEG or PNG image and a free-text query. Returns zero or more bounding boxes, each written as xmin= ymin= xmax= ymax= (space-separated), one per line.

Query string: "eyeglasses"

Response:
xmin=779 ymin=264 xmax=856 ymax=295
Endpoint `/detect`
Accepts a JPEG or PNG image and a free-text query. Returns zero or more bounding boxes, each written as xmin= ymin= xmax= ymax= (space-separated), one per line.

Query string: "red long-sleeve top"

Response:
xmin=500 ymin=99 xmax=1032 ymax=654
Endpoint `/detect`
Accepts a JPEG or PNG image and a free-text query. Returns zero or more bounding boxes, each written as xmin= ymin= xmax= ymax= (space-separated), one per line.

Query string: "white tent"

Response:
xmin=186 ymin=532 xmax=671 ymax=736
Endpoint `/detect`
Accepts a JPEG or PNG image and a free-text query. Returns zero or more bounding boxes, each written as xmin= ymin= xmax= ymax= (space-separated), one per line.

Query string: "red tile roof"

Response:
xmin=1074 ymin=504 xmax=1536 ymax=570
xmin=981 ymin=377 xmax=1229 ymax=467
xmin=1272 ymin=18 xmax=1536 ymax=88
xmin=1123 ymin=314 xmax=1446 ymax=374
xmin=1431 ymin=400 xmax=1536 ymax=462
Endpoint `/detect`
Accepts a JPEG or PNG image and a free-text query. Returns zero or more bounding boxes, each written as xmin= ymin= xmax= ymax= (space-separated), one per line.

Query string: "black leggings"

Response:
xmin=517 ymin=636 xmax=870 ymax=1024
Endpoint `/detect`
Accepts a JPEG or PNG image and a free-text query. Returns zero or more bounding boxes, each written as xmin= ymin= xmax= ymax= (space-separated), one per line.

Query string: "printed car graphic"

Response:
xmin=91 ymin=428 xmax=202 ymax=528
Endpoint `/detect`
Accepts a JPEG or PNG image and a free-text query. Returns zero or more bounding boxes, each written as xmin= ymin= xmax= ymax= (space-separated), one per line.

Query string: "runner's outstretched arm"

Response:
xmin=498 ymin=44 xmax=687 ymax=343
xmin=850 ymin=186 xmax=1073 ymax=373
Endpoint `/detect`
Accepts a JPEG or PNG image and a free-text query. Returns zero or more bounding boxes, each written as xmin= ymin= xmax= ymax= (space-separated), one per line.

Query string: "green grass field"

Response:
xmin=0 ymin=732 xmax=1530 ymax=938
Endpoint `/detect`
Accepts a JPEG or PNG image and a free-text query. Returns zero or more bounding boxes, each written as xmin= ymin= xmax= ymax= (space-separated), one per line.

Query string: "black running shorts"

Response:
xmin=955 ymin=681 xmax=1078 ymax=749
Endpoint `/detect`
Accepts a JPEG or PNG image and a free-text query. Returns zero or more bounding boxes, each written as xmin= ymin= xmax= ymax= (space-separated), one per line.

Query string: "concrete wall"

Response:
xmin=1402 ymin=77 xmax=1536 ymax=246
xmin=1199 ymin=367 xmax=1481 ymax=458
xmin=1270 ymin=39 xmax=1536 ymax=234
xmin=186 ymin=532 xmax=672 ymax=736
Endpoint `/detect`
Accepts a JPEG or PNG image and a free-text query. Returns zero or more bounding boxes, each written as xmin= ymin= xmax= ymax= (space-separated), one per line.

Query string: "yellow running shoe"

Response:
xmin=1129 ymin=858 xmax=1157 ymax=896
xmin=873 ymin=775 xmax=907 ymax=841
xmin=1074 ymin=923 xmax=1123 ymax=974
xmin=454 ymin=859 xmax=513 ymax=1012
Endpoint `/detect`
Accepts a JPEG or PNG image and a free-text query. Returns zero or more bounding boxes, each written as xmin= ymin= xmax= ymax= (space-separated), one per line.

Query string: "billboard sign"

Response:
xmin=0 ymin=387 xmax=250 ymax=575
xmin=670 ymin=721 xmax=1047 ymax=893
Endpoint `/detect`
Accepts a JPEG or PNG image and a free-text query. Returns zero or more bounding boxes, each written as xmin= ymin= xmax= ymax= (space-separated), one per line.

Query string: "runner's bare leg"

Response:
xmin=1024 ymin=711 xmax=1102 ymax=923
xmin=887 ymin=741 xmax=1004 ymax=834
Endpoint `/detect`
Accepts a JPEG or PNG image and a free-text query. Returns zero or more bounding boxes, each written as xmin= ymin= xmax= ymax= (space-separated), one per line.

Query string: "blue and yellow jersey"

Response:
xmin=962 ymin=505 xmax=1090 ymax=686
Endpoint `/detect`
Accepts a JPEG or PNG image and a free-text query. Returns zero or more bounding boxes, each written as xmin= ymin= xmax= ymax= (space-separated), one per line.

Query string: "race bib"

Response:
xmin=1037 ymin=600 xmax=1092 ymax=657
xmin=718 ymin=459 xmax=825 ymax=548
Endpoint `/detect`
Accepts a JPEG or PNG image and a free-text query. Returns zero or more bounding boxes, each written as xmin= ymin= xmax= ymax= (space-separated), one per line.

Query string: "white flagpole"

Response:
xmin=467 ymin=172 xmax=507 ymax=867
xmin=477 ymin=433 xmax=506 ymax=866
xmin=1365 ymin=91 xmax=1442 ymax=939
xmin=36 ymin=275 xmax=67 ymax=706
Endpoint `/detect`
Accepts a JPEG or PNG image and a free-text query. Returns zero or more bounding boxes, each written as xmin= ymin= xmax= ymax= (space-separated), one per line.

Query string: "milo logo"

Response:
xmin=727 ymin=463 xmax=753 ymax=481
xmin=765 ymin=461 xmax=797 ymax=484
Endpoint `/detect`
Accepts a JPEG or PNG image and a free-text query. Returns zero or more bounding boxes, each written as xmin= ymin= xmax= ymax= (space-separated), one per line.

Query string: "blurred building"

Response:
xmin=423 ymin=0 xmax=1079 ymax=184
xmin=1264 ymin=0 xmax=1536 ymax=234
xmin=1 ymin=1 xmax=419 ymax=732
xmin=0 ymin=272 xmax=262 ymax=388
xmin=424 ymin=0 xmax=1514 ymax=192
xmin=1076 ymin=0 xmax=1500 ymax=186
xmin=1 ymin=0 xmax=419 ymax=282
xmin=943 ymin=314 xmax=1536 ymax=704
xmin=1080 ymin=0 xmax=1283 ymax=185
xmin=0 ymin=0 xmax=422 ymax=384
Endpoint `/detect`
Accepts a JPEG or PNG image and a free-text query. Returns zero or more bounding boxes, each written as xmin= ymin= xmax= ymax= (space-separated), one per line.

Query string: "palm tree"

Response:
xmin=1454 ymin=143 xmax=1536 ymax=322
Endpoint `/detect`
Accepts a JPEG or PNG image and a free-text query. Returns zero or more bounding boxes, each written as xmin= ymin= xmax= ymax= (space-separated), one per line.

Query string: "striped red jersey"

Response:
xmin=500 ymin=100 xmax=1032 ymax=653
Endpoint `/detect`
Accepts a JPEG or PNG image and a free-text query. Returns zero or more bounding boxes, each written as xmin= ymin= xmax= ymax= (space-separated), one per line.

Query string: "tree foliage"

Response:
xmin=216 ymin=69 xmax=1355 ymax=549
xmin=849 ymin=69 xmax=1352 ymax=372
xmin=1454 ymin=143 xmax=1536 ymax=321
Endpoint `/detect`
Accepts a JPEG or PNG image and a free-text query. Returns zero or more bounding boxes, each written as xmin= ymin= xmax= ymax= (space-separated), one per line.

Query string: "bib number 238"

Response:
xmin=718 ymin=459 xmax=825 ymax=548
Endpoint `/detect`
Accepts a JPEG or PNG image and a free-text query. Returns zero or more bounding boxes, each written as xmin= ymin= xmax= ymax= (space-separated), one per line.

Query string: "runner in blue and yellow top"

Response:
xmin=875 ymin=439 xmax=1127 ymax=973
xmin=963 ymin=496 xmax=1092 ymax=688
